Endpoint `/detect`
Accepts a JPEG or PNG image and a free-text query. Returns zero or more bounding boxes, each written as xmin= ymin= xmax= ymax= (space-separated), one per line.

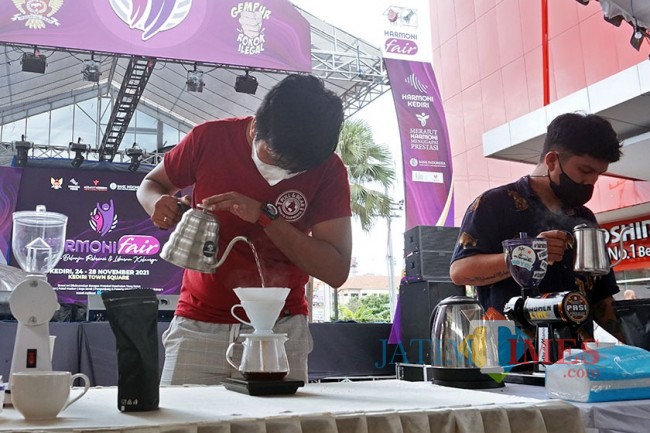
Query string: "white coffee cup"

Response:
xmin=11 ymin=371 xmax=90 ymax=420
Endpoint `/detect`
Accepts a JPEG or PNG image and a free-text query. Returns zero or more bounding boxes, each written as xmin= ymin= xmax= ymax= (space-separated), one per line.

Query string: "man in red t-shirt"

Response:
xmin=137 ymin=74 xmax=352 ymax=385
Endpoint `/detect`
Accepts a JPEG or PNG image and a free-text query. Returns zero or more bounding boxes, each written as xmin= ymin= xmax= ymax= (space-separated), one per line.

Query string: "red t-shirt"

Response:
xmin=164 ymin=117 xmax=352 ymax=323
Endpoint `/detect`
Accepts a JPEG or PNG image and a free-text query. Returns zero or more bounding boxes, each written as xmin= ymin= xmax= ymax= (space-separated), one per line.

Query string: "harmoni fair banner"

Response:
xmin=0 ymin=0 xmax=311 ymax=72
xmin=381 ymin=1 xmax=454 ymax=229
xmin=4 ymin=166 xmax=183 ymax=304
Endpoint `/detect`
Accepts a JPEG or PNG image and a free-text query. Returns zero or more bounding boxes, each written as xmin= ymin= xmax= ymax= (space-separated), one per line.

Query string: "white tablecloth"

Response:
xmin=483 ymin=383 xmax=650 ymax=433
xmin=0 ymin=380 xmax=583 ymax=433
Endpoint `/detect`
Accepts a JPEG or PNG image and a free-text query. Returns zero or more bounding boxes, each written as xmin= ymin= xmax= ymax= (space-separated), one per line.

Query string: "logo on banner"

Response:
xmin=11 ymin=0 xmax=63 ymax=29
xmin=416 ymin=113 xmax=429 ymax=127
xmin=383 ymin=6 xmax=419 ymax=57
xmin=231 ymin=2 xmax=272 ymax=55
xmin=109 ymin=0 xmax=192 ymax=41
xmin=405 ymin=73 xmax=428 ymax=94
xmin=68 ymin=178 xmax=80 ymax=191
xmin=89 ymin=200 xmax=118 ymax=237
xmin=50 ymin=177 xmax=63 ymax=190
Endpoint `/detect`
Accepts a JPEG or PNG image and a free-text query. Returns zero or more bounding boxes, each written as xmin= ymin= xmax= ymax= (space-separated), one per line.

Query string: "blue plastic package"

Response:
xmin=546 ymin=345 xmax=650 ymax=402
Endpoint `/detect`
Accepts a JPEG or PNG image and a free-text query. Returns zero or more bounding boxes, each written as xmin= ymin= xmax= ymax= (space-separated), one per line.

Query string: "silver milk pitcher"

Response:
xmin=572 ymin=224 xmax=623 ymax=275
xmin=160 ymin=204 xmax=248 ymax=273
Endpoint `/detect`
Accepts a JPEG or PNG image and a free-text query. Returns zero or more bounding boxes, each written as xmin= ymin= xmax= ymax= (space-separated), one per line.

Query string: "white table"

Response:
xmin=0 ymin=380 xmax=582 ymax=433
xmin=482 ymin=383 xmax=650 ymax=433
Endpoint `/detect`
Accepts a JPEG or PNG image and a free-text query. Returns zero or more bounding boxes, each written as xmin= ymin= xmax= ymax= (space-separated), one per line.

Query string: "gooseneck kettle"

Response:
xmin=160 ymin=204 xmax=248 ymax=273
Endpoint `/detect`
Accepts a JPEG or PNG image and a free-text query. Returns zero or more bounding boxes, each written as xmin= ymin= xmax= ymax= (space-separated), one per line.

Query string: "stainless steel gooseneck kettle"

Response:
xmin=160 ymin=204 xmax=249 ymax=273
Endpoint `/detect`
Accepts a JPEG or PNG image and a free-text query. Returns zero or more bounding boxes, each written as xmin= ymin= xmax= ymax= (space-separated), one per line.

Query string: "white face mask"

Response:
xmin=251 ymin=140 xmax=302 ymax=186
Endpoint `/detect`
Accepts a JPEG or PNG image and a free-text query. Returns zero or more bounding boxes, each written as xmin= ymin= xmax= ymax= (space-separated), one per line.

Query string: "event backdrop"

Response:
xmin=0 ymin=0 xmax=311 ymax=72
xmin=1 ymin=166 xmax=183 ymax=304
xmin=380 ymin=1 xmax=454 ymax=229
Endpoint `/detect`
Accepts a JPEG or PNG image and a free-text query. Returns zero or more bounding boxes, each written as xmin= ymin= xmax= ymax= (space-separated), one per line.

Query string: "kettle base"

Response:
xmin=430 ymin=367 xmax=505 ymax=389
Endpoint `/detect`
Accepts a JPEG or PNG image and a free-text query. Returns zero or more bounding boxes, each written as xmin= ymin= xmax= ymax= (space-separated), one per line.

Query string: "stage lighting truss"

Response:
xmin=13 ymin=135 xmax=33 ymax=167
xmin=235 ymin=70 xmax=258 ymax=95
xmin=186 ymin=69 xmax=205 ymax=93
xmin=82 ymin=59 xmax=101 ymax=82
xmin=126 ymin=143 xmax=144 ymax=172
xmin=69 ymin=138 xmax=89 ymax=168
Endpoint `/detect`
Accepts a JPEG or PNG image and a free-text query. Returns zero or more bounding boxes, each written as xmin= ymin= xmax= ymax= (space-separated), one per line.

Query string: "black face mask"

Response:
xmin=549 ymin=159 xmax=594 ymax=208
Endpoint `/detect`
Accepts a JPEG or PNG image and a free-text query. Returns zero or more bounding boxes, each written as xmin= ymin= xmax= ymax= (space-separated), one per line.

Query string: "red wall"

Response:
xmin=430 ymin=0 xmax=650 ymax=226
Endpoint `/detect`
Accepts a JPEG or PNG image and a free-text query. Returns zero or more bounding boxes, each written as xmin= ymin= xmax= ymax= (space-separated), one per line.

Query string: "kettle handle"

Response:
xmin=611 ymin=236 xmax=625 ymax=268
xmin=225 ymin=341 xmax=241 ymax=370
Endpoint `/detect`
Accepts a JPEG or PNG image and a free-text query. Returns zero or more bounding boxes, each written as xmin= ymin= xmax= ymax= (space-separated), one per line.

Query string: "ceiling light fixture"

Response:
xmin=126 ymin=143 xmax=144 ymax=172
xmin=186 ymin=64 xmax=205 ymax=93
xmin=21 ymin=48 xmax=46 ymax=74
xmin=13 ymin=135 xmax=33 ymax=167
xmin=630 ymin=20 xmax=646 ymax=51
xmin=235 ymin=70 xmax=258 ymax=95
xmin=69 ymin=137 xmax=88 ymax=168
xmin=82 ymin=54 xmax=101 ymax=82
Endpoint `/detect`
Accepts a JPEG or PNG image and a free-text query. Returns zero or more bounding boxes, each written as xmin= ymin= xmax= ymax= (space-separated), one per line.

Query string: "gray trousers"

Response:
xmin=160 ymin=314 xmax=312 ymax=385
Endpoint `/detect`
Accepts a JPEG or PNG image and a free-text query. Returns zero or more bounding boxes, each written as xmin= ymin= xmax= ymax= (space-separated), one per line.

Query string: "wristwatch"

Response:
xmin=258 ymin=202 xmax=279 ymax=227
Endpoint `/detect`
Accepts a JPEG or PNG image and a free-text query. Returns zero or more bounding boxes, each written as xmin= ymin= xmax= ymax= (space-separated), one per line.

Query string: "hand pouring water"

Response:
xmin=160 ymin=204 xmax=250 ymax=273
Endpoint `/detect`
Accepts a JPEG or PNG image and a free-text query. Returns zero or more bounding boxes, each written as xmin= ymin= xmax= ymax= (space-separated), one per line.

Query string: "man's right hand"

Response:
xmin=536 ymin=230 xmax=572 ymax=265
xmin=152 ymin=195 xmax=191 ymax=229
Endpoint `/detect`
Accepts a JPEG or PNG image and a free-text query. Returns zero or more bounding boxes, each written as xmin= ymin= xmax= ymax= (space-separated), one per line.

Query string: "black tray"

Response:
xmin=223 ymin=378 xmax=304 ymax=396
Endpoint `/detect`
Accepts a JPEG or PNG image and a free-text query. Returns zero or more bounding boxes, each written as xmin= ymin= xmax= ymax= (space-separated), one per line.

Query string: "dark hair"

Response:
xmin=540 ymin=112 xmax=621 ymax=163
xmin=254 ymin=74 xmax=344 ymax=172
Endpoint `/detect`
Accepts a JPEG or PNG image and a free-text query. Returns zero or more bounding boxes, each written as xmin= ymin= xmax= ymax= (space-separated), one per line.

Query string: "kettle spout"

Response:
xmin=213 ymin=236 xmax=250 ymax=269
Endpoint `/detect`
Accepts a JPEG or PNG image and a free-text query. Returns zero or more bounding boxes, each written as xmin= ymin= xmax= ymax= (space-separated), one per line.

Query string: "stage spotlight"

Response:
xmin=13 ymin=135 xmax=33 ymax=167
xmin=21 ymin=49 xmax=46 ymax=74
xmin=126 ymin=143 xmax=143 ymax=172
xmin=630 ymin=24 xmax=646 ymax=51
xmin=186 ymin=69 xmax=205 ymax=92
xmin=82 ymin=59 xmax=101 ymax=82
xmin=235 ymin=70 xmax=258 ymax=94
xmin=69 ymin=137 xmax=88 ymax=168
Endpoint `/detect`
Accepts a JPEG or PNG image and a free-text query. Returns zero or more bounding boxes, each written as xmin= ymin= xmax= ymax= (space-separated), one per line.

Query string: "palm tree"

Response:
xmin=337 ymin=118 xmax=397 ymax=231
xmin=308 ymin=118 xmax=397 ymax=321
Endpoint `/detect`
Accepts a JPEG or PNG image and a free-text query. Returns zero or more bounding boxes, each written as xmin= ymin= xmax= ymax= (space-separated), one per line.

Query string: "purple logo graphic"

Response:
xmin=117 ymin=235 xmax=160 ymax=255
xmin=231 ymin=2 xmax=272 ymax=56
xmin=109 ymin=0 xmax=192 ymax=41
xmin=384 ymin=38 xmax=418 ymax=56
xmin=89 ymin=200 xmax=118 ymax=237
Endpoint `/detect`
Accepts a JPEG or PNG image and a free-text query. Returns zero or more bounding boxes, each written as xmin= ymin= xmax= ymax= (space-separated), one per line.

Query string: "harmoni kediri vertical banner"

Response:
xmin=380 ymin=1 xmax=454 ymax=229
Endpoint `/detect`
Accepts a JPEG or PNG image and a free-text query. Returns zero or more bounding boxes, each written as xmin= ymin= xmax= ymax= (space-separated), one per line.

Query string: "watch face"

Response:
xmin=266 ymin=203 xmax=279 ymax=217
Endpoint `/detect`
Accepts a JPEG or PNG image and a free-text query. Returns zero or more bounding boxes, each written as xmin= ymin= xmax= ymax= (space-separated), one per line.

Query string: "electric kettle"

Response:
xmin=429 ymin=296 xmax=503 ymax=388
xmin=160 ymin=204 xmax=249 ymax=273
xmin=572 ymin=224 xmax=623 ymax=275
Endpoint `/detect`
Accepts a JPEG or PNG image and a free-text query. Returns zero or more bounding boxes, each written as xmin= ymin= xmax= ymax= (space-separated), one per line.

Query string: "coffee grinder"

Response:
xmin=503 ymin=233 xmax=590 ymax=367
xmin=8 ymin=206 xmax=67 ymax=383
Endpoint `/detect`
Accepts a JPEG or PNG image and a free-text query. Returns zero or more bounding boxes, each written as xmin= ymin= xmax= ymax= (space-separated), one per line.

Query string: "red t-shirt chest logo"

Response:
xmin=276 ymin=190 xmax=308 ymax=222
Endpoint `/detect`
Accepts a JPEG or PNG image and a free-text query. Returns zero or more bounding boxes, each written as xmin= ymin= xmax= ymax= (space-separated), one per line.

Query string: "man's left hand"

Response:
xmin=202 ymin=192 xmax=262 ymax=224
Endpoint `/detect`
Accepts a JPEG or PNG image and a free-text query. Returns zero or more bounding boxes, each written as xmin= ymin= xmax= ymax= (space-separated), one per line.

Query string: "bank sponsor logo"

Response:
xmin=11 ymin=0 xmax=63 ymax=29
xmin=89 ymin=200 xmax=118 ymax=237
xmin=231 ymin=2 xmax=272 ymax=56
xmin=277 ymin=190 xmax=307 ymax=222
xmin=109 ymin=0 xmax=192 ymax=41
xmin=50 ymin=177 xmax=63 ymax=190
xmin=109 ymin=182 xmax=139 ymax=191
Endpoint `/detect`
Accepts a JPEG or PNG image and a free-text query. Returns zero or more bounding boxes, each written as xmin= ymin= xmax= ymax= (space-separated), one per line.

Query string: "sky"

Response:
xmin=290 ymin=0 xmax=407 ymax=278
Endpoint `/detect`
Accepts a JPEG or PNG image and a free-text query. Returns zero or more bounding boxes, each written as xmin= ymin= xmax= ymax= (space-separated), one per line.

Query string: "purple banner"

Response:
xmin=0 ymin=167 xmax=22 ymax=264
xmin=9 ymin=166 xmax=183 ymax=304
xmin=0 ymin=0 xmax=311 ymax=72
xmin=385 ymin=58 xmax=454 ymax=229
